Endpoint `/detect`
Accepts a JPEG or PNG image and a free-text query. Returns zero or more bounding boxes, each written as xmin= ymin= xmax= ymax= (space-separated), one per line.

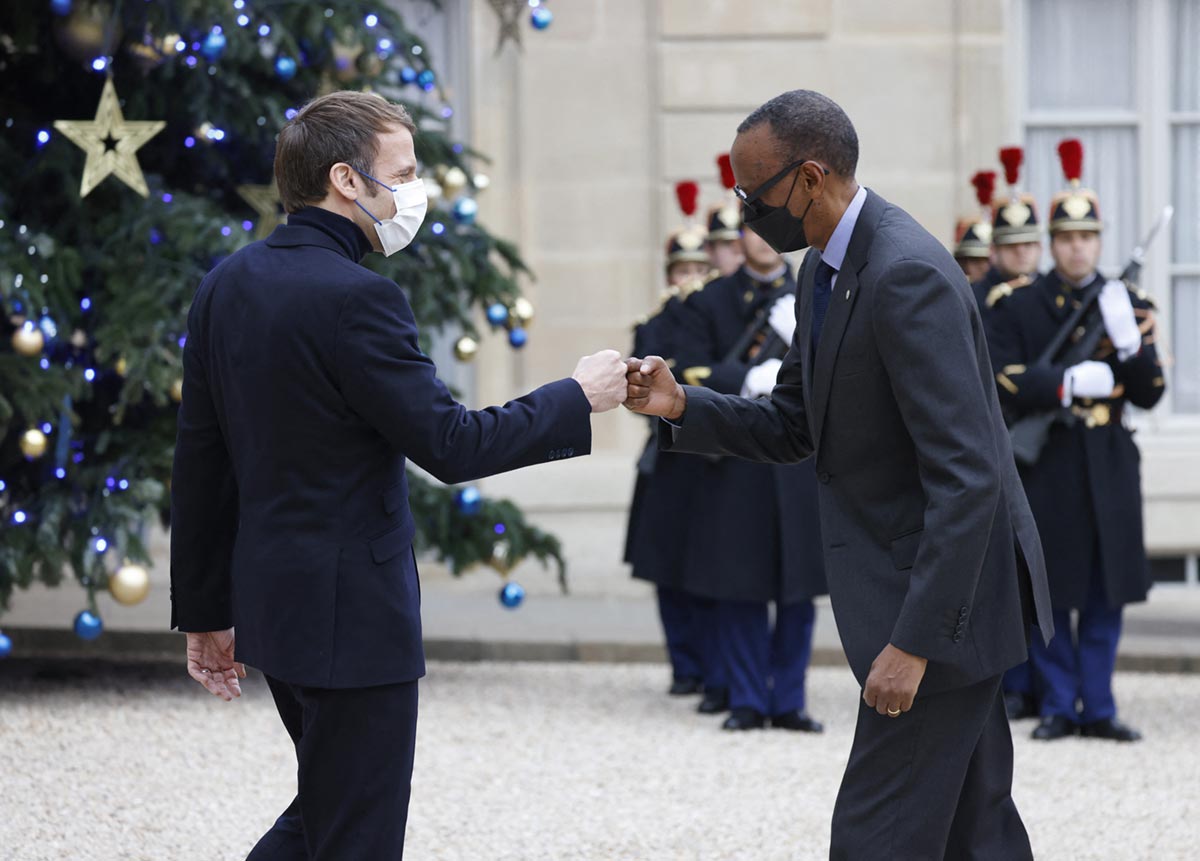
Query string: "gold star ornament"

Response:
xmin=237 ymin=180 xmax=286 ymax=240
xmin=54 ymin=77 xmax=165 ymax=198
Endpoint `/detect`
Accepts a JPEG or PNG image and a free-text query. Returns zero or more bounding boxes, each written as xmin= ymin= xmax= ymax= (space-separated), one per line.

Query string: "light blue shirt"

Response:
xmin=820 ymin=184 xmax=868 ymax=292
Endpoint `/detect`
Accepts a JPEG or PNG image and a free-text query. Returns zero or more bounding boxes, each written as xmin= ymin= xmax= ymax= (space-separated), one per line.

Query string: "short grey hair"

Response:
xmin=737 ymin=90 xmax=859 ymax=178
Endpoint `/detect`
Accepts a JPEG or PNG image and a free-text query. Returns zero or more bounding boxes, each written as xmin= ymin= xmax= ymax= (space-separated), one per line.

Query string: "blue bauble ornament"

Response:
xmin=417 ymin=69 xmax=435 ymax=91
xmin=486 ymin=303 xmax=509 ymax=327
xmin=275 ymin=56 xmax=298 ymax=80
xmin=73 ymin=610 xmax=103 ymax=641
xmin=50 ymin=0 xmax=72 ymax=16
xmin=508 ymin=327 xmax=528 ymax=349
xmin=531 ymin=7 xmax=553 ymax=30
xmin=399 ymin=66 xmax=418 ymax=84
xmin=202 ymin=31 xmax=227 ymax=61
xmin=0 ymin=631 xmax=11 ymax=658
xmin=499 ymin=581 xmax=525 ymax=609
xmin=455 ymin=486 xmax=483 ymax=515
xmin=452 ymin=197 xmax=478 ymax=225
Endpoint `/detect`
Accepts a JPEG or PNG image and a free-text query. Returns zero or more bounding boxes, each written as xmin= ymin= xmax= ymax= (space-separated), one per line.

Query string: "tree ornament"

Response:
xmin=423 ymin=178 xmax=444 ymax=202
xmin=53 ymin=1 xmax=121 ymax=63
xmin=508 ymin=327 xmax=528 ymax=349
xmin=201 ymin=30 xmax=227 ymax=62
xmin=531 ymin=6 xmax=553 ymax=30
xmin=453 ymin=335 xmax=478 ymax=361
xmin=170 ymin=378 xmax=183 ymax=403
xmin=54 ymin=78 xmax=165 ymax=198
xmin=486 ymin=303 xmax=509 ymax=328
xmin=332 ymin=38 xmax=363 ymax=82
xmin=451 ymin=196 xmax=478 ymax=225
xmin=512 ymin=297 xmax=535 ymax=326
xmin=442 ymin=167 xmax=468 ymax=196
xmin=114 ymin=356 xmax=128 ymax=376
xmin=126 ymin=40 xmax=165 ymax=73
xmin=109 ymin=562 xmax=151 ymax=606
xmin=455 ymin=486 xmax=483 ymax=515
xmin=12 ymin=322 xmax=45 ymax=356
xmin=487 ymin=0 xmax=526 ymax=53
xmin=472 ymin=173 xmax=491 ymax=192
xmin=0 ymin=630 xmax=11 ymax=659
xmin=20 ymin=428 xmax=48 ymax=460
xmin=417 ymin=69 xmax=436 ymax=91
xmin=73 ymin=609 xmax=103 ymax=641
xmin=275 ymin=56 xmax=298 ymax=80
xmin=499 ymin=580 xmax=524 ymax=608
xmin=237 ymin=180 xmax=286 ymax=240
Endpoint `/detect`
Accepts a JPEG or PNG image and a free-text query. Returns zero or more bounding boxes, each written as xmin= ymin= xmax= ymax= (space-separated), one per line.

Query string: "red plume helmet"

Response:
xmin=999 ymin=147 xmax=1024 ymax=187
xmin=971 ymin=170 xmax=996 ymax=209
xmin=1057 ymin=138 xmax=1084 ymax=187
xmin=674 ymin=180 xmax=699 ymax=218
xmin=716 ymin=153 xmax=736 ymax=191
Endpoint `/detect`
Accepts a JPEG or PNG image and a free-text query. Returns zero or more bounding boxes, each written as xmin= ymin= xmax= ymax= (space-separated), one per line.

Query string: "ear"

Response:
xmin=328 ymin=162 xmax=360 ymax=201
xmin=800 ymin=161 xmax=827 ymax=195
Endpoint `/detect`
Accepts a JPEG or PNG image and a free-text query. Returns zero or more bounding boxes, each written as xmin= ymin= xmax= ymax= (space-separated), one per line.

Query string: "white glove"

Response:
xmin=1061 ymin=361 xmax=1115 ymax=406
xmin=1098 ymin=279 xmax=1141 ymax=360
xmin=768 ymin=295 xmax=797 ymax=343
xmin=742 ymin=358 xmax=783 ymax=399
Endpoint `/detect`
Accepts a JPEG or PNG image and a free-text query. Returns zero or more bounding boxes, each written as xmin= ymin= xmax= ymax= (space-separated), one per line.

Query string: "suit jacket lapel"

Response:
xmin=796 ymin=249 xmax=818 ymax=420
xmin=810 ymin=189 xmax=882 ymax=450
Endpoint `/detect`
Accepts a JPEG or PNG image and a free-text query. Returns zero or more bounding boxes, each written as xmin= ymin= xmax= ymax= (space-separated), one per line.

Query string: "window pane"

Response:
xmin=1173 ymin=0 xmax=1200 ymax=112
xmin=1025 ymin=126 xmax=1138 ymax=274
xmin=1173 ymin=277 xmax=1200 ymax=413
xmin=1174 ymin=124 xmax=1200 ymax=264
xmin=1027 ymin=0 xmax=1136 ymax=111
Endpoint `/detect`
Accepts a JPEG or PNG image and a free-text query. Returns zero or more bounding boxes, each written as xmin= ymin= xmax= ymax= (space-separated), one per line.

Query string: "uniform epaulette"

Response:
xmin=1123 ymin=279 xmax=1157 ymax=309
xmin=680 ymin=271 xmax=719 ymax=301
xmin=986 ymin=273 xmax=1033 ymax=309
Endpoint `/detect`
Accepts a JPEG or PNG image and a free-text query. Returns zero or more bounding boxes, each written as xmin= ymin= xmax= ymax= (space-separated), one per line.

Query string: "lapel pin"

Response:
xmin=845 ymin=289 xmax=850 ymax=299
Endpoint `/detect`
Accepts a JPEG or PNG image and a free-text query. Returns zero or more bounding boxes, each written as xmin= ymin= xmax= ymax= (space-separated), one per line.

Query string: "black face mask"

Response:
xmin=736 ymin=159 xmax=828 ymax=253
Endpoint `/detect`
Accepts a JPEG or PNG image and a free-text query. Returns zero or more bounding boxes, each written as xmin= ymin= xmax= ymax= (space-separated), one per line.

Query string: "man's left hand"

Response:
xmin=186 ymin=628 xmax=246 ymax=701
xmin=863 ymin=643 xmax=928 ymax=717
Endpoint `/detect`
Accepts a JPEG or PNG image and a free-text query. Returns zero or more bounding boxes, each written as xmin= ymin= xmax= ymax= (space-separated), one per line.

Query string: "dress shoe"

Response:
xmin=697 ymin=687 xmax=730 ymax=714
xmin=1031 ymin=715 xmax=1078 ymax=741
xmin=721 ymin=708 xmax=766 ymax=730
xmin=1004 ymin=692 xmax=1037 ymax=721
xmin=668 ymin=677 xmax=703 ymax=696
xmin=1080 ymin=717 xmax=1143 ymax=742
xmin=770 ymin=711 xmax=824 ymax=733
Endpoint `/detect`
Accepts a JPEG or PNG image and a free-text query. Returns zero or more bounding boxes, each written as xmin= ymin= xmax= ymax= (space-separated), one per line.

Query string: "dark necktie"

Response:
xmin=811 ymin=260 xmax=836 ymax=351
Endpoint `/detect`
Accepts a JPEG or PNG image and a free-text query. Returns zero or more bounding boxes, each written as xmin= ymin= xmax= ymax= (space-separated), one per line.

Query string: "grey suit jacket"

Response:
xmin=661 ymin=190 xmax=1053 ymax=695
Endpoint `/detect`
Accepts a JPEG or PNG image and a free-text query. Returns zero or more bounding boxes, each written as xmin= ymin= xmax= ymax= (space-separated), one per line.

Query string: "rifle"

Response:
xmin=723 ymin=282 xmax=793 ymax=365
xmin=1007 ymin=206 xmax=1173 ymax=466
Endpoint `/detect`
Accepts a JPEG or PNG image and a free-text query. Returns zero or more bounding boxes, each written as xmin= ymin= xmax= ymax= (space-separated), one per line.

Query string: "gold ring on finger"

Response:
xmin=887 ymin=707 xmax=901 ymax=717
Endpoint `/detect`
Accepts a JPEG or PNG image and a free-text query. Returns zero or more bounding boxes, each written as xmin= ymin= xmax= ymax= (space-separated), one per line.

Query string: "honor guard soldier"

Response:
xmin=627 ymin=180 xmax=716 ymax=697
xmin=954 ymin=170 xmax=996 ymax=284
xmin=706 ymin=153 xmax=747 ymax=277
xmin=986 ymin=139 xmax=1165 ymax=742
xmin=669 ymin=225 xmax=828 ymax=732
xmin=972 ymin=147 xmax=1043 ymax=314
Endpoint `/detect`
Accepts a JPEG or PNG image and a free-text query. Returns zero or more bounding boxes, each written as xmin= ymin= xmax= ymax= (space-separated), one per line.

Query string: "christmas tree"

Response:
xmin=0 ymin=0 xmax=564 ymax=641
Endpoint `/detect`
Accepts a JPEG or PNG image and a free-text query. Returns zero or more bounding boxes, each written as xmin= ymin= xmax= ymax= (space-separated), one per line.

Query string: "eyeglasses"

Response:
xmin=733 ymin=159 xmax=830 ymax=220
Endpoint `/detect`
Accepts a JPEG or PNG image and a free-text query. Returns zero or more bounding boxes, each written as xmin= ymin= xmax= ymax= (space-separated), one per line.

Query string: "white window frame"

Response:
xmin=1010 ymin=0 xmax=1200 ymax=431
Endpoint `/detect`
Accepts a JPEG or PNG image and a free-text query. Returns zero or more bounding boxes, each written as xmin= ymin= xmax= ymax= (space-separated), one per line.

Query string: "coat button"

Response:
xmin=818 ymin=472 xmax=830 ymax=484
xmin=953 ymin=634 xmax=963 ymax=643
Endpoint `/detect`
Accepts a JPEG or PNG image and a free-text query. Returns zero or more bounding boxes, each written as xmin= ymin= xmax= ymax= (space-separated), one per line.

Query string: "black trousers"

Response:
xmin=830 ymin=674 xmax=1032 ymax=861
xmin=246 ymin=674 xmax=419 ymax=860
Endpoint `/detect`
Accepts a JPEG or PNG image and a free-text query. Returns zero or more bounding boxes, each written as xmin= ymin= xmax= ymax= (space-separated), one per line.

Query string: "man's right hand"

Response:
xmin=572 ymin=349 xmax=629 ymax=412
xmin=624 ymin=356 xmax=687 ymax=420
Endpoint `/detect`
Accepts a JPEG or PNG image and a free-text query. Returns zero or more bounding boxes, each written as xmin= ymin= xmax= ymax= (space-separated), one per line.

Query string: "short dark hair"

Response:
xmin=737 ymin=90 xmax=859 ymax=178
xmin=274 ymin=91 xmax=417 ymax=213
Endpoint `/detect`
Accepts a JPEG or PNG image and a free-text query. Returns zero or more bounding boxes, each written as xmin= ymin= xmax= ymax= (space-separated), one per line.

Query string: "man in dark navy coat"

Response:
xmin=169 ymin=91 xmax=628 ymax=860
xmin=669 ymin=226 xmax=827 ymax=733
xmin=627 ymin=90 xmax=1052 ymax=859
xmin=986 ymin=170 xmax=1165 ymax=743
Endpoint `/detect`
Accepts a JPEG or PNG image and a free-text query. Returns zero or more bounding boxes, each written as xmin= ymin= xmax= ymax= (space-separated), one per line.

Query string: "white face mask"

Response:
xmin=355 ymin=170 xmax=428 ymax=256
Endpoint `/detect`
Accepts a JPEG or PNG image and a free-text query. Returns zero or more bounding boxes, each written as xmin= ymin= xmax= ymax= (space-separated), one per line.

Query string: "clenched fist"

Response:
xmin=624 ymin=356 xmax=687 ymax=420
xmin=572 ymin=349 xmax=629 ymax=412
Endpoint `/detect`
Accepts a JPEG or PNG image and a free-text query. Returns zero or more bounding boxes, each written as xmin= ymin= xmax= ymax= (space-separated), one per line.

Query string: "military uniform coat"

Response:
xmin=985 ymin=269 xmax=1165 ymax=610
xmin=667 ymin=266 xmax=827 ymax=605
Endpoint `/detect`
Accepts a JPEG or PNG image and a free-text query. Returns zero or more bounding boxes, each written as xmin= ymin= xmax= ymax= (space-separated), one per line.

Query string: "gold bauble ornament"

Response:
xmin=109 ymin=563 xmax=151 ymax=606
xmin=423 ymin=178 xmax=444 ymax=202
xmin=170 ymin=378 xmax=183 ymax=402
xmin=54 ymin=1 xmax=122 ymax=64
xmin=512 ymin=297 xmax=535 ymax=326
xmin=20 ymin=428 xmax=48 ymax=460
xmin=453 ymin=335 xmax=479 ymax=362
xmin=54 ymin=78 xmax=165 ymax=198
xmin=126 ymin=41 xmax=164 ymax=73
xmin=12 ymin=323 xmax=45 ymax=357
xmin=332 ymin=39 xmax=364 ymax=83
xmin=70 ymin=329 xmax=89 ymax=349
xmin=442 ymin=167 xmax=468 ymax=196
xmin=161 ymin=33 xmax=183 ymax=56
xmin=472 ymin=173 xmax=491 ymax=192
xmin=488 ymin=540 xmax=512 ymax=574
xmin=115 ymin=356 xmax=128 ymax=377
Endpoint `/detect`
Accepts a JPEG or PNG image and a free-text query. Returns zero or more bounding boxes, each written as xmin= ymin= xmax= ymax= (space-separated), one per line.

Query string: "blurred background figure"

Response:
xmin=706 ymin=153 xmax=747 ymax=277
xmin=973 ymin=147 xmax=1044 ymax=316
xmin=954 ymin=169 xmax=996 ymax=284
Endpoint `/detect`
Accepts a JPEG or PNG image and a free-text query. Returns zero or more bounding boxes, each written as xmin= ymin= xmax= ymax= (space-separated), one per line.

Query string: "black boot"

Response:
xmin=721 ymin=707 xmax=765 ymax=730
xmin=1080 ymin=717 xmax=1142 ymax=742
xmin=668 ymin=676 xmax=703 ymax=696
xmin=1031 ymin=715 xmax=1078 ymax=741
xmin=770 ymin=711 xmax=825 ymax=733
xmin=697 ymin=687 xmax=729 ymax=714
xmin=1004 ymin=691 xmax=1037 ymax=720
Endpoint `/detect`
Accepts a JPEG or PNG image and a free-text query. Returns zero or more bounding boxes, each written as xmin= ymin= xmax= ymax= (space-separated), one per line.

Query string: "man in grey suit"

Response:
xmin=626 ymin=90 xmax=1054 ymax=859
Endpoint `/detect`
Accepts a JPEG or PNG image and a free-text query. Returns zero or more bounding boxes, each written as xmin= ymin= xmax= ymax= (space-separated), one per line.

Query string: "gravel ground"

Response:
xmin=0 ymin=660 xmax=1196 ymax=860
